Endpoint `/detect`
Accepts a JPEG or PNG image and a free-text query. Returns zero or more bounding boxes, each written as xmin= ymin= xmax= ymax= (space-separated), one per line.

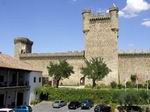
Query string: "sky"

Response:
xmin=0 ymin=0 xmax=150 ymax=56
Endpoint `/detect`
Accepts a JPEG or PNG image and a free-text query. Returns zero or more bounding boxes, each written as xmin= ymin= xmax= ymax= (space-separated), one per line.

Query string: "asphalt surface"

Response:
xmin=32 ymin=101 xmax=94 ymax=112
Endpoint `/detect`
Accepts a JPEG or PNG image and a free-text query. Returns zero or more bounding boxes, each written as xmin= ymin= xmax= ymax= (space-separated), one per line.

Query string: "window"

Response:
xmin=0 ymin=76 xmax=4 ymax=82
xmin=34 ymin=77 xmax=36 ymax=83
xmin=39 ymin=77 xmax=41 ymax=83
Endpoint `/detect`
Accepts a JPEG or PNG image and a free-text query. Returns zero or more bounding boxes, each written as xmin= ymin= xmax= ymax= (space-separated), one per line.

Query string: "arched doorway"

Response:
xmin=80 ymin=77 xmax=85 ymax=85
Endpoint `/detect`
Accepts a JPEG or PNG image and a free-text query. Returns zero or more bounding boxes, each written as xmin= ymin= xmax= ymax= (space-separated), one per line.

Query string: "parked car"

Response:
xmin=52 ymin=100 xmax=66 ymax=108
xmin=94 ymin=104 xmax=111 ymax=112
xmin=117 ymin=106 xmax=142 ymax=112
xmin=81 ymin=99 xmax=94 ymax=109
xmin=68 ymin=101 xmax=81 ymax=109
xmin=0 ymin=108 xmax=15 ymax=112
xmin=14 ymin=105 xmax=32 ymax=112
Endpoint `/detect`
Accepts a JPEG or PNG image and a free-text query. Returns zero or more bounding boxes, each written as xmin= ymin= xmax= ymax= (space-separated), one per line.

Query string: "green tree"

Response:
xmin=81 ymin=57 xmax=111 ymax=88
xmin=47 ymin=60 xmax=74 ymax=88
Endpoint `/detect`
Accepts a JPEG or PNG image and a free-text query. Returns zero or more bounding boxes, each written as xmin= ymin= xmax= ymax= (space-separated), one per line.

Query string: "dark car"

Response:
xmin=81 ymin=99 xmax=94 ymax=109
xmin=68 ymin=101 xmax=81 ymax=109
xmin=14 ymin=105 xmax=32 ymax=112
xmin=117 ymin=106 xmax=142 ymax=112
xmin=94 ymin=104 xmax=111 ymax=112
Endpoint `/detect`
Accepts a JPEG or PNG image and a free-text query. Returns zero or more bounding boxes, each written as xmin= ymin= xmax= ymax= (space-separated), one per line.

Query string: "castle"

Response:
xmin=14 ymin=5 xmax=150 ymax=86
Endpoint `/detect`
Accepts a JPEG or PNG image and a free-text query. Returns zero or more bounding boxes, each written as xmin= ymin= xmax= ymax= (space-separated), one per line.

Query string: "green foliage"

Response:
xmin=47 ymin=59 xmax=74 ymax=88
xmin=118 ymin=84 xmax=124 ymax=89
xmin=130 ymin=74 xmax=137 ymax=83
xmin=36 ymin=86 xmax=150 ymax=105
xmin=30 ymin=100 xmax=40 ymax=105
xmin=81 ymin=57 xmax=111 ymax=88
xmin=126 ymin=81 xmax=135 ymax=88
xmin=113 ymin=90 xmax=150 ymax=106
xmin=146 ymin=80 xmax=150 ymax=89
xmin=110 ymin=81 xmax=117 ymax=88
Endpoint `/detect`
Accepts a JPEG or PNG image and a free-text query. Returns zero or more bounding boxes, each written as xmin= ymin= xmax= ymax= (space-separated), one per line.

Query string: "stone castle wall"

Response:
xmin=119 ymin=53 xmax=150 ymax=84
xmin=19 ymin=53 xmax=85 ymax=85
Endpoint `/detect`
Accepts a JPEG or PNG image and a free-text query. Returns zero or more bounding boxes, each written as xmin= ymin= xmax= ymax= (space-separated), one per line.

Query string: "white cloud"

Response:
xmin=142 ymin=19 xmax=150 ymax=27
xmin=119 ymin=0 xmax=150 ymax=18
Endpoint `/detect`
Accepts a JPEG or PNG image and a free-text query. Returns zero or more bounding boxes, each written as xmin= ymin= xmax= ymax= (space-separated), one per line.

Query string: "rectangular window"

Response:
xmin=34 ymin=77 xmax=36 ymax=83
xmin=0 ymin=76 xmax=4 ymax=82
xmin=39 ymin=77 xmax=41 ymax=83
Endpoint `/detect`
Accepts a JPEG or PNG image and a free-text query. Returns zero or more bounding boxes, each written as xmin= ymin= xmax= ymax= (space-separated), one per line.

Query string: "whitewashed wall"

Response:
xmin=28 ymin=71 xmax=42 ymax=104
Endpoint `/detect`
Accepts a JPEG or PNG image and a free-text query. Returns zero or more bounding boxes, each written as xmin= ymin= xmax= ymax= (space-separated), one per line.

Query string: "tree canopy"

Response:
xmin=81 ymin=57 xmax=111 ymax=88
xmin=47 ymin=59 xmax=74 ymax=88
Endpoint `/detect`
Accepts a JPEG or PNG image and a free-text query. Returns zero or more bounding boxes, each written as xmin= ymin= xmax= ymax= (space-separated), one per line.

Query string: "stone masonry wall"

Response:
xmin=119 ymin=53 xmax=150 ymax=84
xmin=19 ymin=55 xmax=85 ymax=85
xmin=85 ymin=19 xmax=118 ymax=84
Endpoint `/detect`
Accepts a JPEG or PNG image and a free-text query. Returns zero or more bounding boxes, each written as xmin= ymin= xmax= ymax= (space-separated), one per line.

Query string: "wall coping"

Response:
xmin=19 ymin=51 xmax=85 ymax=58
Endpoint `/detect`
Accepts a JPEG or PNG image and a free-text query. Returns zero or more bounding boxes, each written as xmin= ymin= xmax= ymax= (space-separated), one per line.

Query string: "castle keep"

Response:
xmin=14 ymin=5 xmax=150 ymax=86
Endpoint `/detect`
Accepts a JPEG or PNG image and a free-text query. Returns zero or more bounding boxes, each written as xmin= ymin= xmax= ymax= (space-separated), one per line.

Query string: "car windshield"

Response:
xmin=70 ymin=101 xmax=76 ymax=104
xmin=81 ymin=100 xmax=88 ymax=103
xmin=54 ymin=101 xmax=60 ymax=103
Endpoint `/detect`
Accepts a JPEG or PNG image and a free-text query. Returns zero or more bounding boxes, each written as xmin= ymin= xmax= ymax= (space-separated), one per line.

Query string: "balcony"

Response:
xmin=0 ymin=81 xmax=30 ymax=90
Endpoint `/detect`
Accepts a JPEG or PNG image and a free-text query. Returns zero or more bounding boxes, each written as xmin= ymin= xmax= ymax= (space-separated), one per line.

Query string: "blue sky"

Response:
xmin=0 ymin=0 xmax=150 ymax=55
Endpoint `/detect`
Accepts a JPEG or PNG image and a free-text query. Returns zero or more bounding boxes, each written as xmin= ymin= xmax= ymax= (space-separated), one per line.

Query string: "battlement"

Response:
xmin=119 ymin=49 xmax=150 ymax=56
xmin=90 ymin=12 xmax=110 ymax=20
xmin=82 ymin=4 xmax=119 ymax=33
xmin=20 ymin=51 xmax=85 ymax=58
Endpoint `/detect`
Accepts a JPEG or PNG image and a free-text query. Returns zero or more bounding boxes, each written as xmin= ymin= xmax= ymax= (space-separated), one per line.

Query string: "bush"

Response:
xmin=110 ymin=81 xmax=117 ymax=88
xmin=118 ymin=84 xmax=124 ymax=89
xmin=126 ymin=81 xmax=135 ymax=88
xmin=30 ymin=100 xmax=40 ymax=105
xmin=36 ymin=86 xmax=150 ymax=105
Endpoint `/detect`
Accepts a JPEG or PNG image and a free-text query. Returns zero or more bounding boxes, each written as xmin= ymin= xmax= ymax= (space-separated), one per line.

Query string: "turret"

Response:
xmin=109 ymin=4 xmax=119 ymax=32
xmin=82 ymin=9 xmax=91 ymax=33
xmin=14 ymin=37 xmax=33 ymax=57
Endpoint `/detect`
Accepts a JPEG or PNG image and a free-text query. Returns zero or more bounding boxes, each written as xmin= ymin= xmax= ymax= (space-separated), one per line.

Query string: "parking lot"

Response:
xmin=32 ymin=101 xmax=94 ymax=112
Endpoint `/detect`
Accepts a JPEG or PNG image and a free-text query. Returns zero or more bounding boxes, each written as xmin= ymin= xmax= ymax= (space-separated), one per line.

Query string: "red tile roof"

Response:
xmin=0 ymin=54 xmax=41 ymax=72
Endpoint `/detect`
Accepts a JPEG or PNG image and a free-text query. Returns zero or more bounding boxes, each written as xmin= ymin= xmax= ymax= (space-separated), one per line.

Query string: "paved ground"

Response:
xmin=32 ymin=101 xmax=94 ymax=112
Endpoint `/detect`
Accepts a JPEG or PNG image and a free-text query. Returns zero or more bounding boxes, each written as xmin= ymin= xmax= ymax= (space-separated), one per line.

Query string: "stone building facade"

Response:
xmin=14 ymin=5 xmax=150 ymax=86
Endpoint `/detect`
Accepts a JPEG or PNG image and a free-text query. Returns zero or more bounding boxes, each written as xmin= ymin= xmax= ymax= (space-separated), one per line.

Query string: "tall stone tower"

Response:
xmin=14 ymin=37 xmax=33 ymax=57
xmin=82 ymin=4 xmax=119 ymax=84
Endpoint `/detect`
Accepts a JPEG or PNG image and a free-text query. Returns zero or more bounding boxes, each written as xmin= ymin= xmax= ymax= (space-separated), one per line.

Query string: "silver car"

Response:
xmin=52 ymin=100 xmax=66 ymax=108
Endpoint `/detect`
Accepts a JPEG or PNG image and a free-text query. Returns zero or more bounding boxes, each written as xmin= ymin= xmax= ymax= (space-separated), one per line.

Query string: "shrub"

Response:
xmin=130 ymin=74 xmax=137 ymax=83
xmin=110 ymin=81 xmax=117 ymax=88
xmin=118 ymin=84 xmax=124 ymax=89
xmin=36 ymin=86 xmax=150 ymax=105
xmin=30 ymin=100 xmax=40 ymax=105
xmin=126 ymin=81 xmax=135 ymax=88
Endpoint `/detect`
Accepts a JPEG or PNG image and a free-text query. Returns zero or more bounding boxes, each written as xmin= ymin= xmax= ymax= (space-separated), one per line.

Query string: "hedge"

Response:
xmin=36 ymin=85 xmax=150 ymax=105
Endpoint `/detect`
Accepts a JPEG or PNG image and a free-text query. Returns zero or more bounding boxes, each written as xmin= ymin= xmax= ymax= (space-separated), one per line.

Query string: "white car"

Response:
xmin=0 ymin=108 xmax=15 ymax=112
xmin=52 ymin=100 xmax=66 ymax=108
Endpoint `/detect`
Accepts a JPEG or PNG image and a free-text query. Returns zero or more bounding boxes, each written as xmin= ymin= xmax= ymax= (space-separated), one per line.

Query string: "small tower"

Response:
xmin=14 ymin=37 xmax=33 ymax=57
xmin=109 ymin=3 xmax=119 ymax=32
xmin=82 ymin=9 xmax=91 ymax=33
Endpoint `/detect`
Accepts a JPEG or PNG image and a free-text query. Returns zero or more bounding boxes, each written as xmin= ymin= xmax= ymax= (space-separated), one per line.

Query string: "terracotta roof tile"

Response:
xmin=0 ymin=54 xmax=41 ymax=72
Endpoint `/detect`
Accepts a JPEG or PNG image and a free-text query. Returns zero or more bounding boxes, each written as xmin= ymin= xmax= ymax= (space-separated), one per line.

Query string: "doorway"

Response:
xmin=0 ymin=94 xmax=4 ymax=107
xmin=17 ymin=92 xmax=23 ymax=106
xmin=80 ymin=77 xmax=85 ymax=85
